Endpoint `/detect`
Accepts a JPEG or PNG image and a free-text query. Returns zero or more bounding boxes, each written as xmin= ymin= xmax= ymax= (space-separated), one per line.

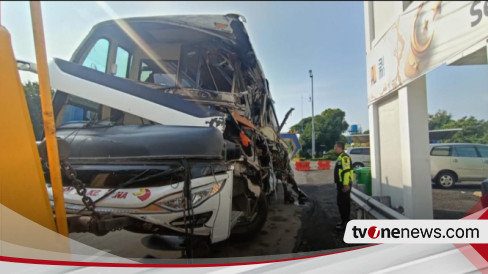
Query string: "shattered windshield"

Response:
xmin=139 ymin=59 xmax=178 ymax=87
xmin=135 ymin=45 xmax=234 ymax=93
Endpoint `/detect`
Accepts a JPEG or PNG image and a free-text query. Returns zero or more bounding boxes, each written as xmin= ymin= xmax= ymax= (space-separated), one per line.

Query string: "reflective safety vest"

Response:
xmin=334 ymin=152 xmax=354 ymax=187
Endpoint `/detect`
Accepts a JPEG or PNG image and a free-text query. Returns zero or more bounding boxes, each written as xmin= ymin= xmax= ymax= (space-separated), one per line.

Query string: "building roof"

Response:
xmin=428 ymin=128 xmax=462 ymax=141
xmin=347 ymin=128 xmax=463 ymax=144
xmin=348 ymin=134 xmax=370 ymax=144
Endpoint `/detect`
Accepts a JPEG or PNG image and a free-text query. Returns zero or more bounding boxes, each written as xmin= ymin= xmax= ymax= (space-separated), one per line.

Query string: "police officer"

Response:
xmin=334 ymin=141 xmax=354 ymax=230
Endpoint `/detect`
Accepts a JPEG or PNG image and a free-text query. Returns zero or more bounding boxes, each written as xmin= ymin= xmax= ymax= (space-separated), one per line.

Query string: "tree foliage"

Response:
xmin=23 ymin=81 xmax=44 ymax=140
xmin=291 ymin=108 xmax=349 ymax=157
xmin=428 ymin=110 xmax=453 ymax=130
xmin=428 ymin=110 xmax=488 ymax=144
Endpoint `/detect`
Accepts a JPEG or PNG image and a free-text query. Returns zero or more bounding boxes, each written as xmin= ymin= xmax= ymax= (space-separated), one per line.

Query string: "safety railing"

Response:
xmin=351 ymin=188 xmax=408 ymax=220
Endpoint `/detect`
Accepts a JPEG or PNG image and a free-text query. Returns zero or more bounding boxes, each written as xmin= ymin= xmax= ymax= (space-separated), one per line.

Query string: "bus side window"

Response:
xmin=82 ymin=38 xmax=110 ymax=73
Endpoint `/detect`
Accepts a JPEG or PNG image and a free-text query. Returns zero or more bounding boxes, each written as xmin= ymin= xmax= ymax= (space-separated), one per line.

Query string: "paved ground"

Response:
xmin=69 ymin=168 xmax=483 ymax=259
xmin=293 ymin=170 xmax=357 ymax=252
xmin=432 ymin=182 xmax=481 ymax=219
xmin=210 ymin=185 xmax=304 ymax=258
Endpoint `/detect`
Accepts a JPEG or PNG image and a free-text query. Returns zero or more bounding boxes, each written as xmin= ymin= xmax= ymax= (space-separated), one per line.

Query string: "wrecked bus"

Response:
xmin=43 ymin=14 xmax=306 ymax=250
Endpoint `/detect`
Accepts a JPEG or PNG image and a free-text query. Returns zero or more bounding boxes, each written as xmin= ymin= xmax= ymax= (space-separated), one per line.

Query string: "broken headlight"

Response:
xmin=154 ymin=180 xmax=226 ymax=211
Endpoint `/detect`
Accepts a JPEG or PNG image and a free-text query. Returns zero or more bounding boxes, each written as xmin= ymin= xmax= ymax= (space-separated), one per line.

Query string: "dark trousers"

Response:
xmin=336 ymin=188 xmax=351 ymax=224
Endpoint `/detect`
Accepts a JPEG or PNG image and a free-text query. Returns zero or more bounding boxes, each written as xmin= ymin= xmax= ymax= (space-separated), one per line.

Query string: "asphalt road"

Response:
xmin=432 ymin=182 xmax=481 ymax=219
xmin=293 ymin=169 xmax=356 ymax=252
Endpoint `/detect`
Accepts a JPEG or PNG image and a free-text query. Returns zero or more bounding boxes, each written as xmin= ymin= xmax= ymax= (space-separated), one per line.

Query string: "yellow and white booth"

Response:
xmin=364 ymin=1 xmax=488 ymax=218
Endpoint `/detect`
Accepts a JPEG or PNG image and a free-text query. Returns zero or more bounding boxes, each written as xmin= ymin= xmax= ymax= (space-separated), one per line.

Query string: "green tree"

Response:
xmin=23 ymin=81 xmax=44 ymax=140
xmin=428 ymin=110 xmax=488 ymax=144
xmin=291 ymin=108 xmax=349 ymax=156
xmin=429 ymin=110 xmax=454 ymax=130
xmin=363 ymin=129 xmax=370 ymax=134
xmin=444 ymin=116 xmax=488 ymax=144
xmin=290 ymin=117 xmax=312 ymax=134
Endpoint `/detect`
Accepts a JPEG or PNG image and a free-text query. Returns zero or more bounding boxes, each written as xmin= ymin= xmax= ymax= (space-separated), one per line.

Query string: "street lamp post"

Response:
xmin=301 ymin=95 xmax=304 ymax=133
xmin=309 ymin=69 xmax=315 ymax=158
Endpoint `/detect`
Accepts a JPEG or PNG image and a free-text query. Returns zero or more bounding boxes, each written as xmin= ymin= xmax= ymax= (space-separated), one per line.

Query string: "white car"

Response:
xmin=430 ymin=143 xmax=488 ymax=188
xmin=346 ymin=147 xmax=371 ymax=168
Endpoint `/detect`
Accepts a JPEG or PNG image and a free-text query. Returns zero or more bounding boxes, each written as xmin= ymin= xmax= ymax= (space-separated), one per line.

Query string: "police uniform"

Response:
xmin=334 ymin=152 xmax=354 ymax=226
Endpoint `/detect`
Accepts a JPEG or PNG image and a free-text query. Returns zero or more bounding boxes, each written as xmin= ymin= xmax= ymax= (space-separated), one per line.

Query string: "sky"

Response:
xmin=2 ymin=1 xmax=487 ymax=132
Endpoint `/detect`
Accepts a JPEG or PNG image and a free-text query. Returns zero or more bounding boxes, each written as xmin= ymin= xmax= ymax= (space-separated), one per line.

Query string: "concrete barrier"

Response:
xmin=295 ymin=161 xmax=310 ymax=171
xmin=317 ymin=160 xmax=331 ymax=170
xmin=295 ymin=160 xmax=331 ymax=171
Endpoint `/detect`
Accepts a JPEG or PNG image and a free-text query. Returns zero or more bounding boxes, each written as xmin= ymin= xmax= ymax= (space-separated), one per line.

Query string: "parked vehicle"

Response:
xmin=41 ymin=14 xmax=306 ymax=249
xmin=430 ymin=143 xmax=488 ymax=189
xmin=346 ymin=147 xmax=371 ymax=168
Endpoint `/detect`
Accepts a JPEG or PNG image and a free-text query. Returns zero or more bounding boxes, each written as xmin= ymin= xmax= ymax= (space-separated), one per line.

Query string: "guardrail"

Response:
xmin=351 ymin=188 xmax=408 ymax=220
xmin=482 ymin=179 xmax=488 ymax=208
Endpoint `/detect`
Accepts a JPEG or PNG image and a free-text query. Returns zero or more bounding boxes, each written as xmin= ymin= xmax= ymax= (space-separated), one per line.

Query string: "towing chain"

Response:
xmin=60 ymin=160 xmax=99 ymax=222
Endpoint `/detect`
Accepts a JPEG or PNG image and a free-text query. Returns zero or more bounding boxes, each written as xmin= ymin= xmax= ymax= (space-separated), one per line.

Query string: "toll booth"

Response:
xmin=364 ymin=1 xmax=487 ymax=218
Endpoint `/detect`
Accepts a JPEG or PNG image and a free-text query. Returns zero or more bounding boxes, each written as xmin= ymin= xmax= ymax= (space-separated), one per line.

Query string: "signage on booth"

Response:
xmin=367 ymin=1 xmax=488 ymax=104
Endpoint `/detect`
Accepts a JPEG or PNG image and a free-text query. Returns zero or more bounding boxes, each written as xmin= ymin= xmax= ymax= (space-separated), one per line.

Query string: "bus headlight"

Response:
xmin=154 ymin=180 xmax=225 ymax=211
